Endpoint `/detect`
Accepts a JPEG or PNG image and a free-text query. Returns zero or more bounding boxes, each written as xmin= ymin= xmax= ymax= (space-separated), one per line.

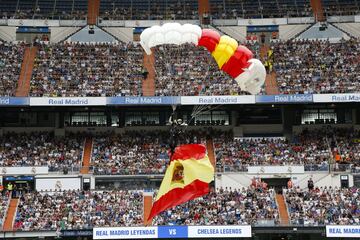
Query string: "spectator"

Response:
xmin=307 ymin=178 xmax=314 ymax=191
xmin=287 ymin=179 xmax=293 ymax=189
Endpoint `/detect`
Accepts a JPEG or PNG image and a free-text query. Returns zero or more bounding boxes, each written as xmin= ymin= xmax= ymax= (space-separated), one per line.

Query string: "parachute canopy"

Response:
xmin=140 ymin=23 xmax=266 ymax=95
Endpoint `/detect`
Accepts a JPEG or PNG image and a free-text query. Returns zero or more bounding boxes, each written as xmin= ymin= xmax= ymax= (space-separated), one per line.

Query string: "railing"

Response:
xmin=48 ymin=165 xmax=82 ymax=173
xmin=304 ymin=164 xmax=329 ymax=172
xmin=92 ymin=167 xmax=163 ymax=175
xmin=218 ymin=163 xmax=329 ymax=173
xmin=330 ymin=163 xmax=360 ymax=173
xmin=217 ymin=164 xmax=248 ymax=172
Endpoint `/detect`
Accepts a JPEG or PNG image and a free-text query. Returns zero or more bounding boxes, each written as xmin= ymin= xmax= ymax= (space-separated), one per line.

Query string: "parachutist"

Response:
xmin=168 ymin=115 xmax=187 ymax=158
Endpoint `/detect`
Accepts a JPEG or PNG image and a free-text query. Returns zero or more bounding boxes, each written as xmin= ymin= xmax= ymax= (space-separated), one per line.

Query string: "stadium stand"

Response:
xmin=92 ymin=130 xmax=207 ymax=175
xmin=99 ymin=0 xmax=199 ymax=20
xmin=0 ymin=0 xmax=87 ymax=20
xmin=272 ymin=38 xmax=360 ymax=94
xmin=153 ymin=43 xmax=261 ymax=96
xmin=14 ymin=190 xmax=143 ymax=230
xmin=0 ymin=41 xmax=25 ymax=96
xmin=153 ymin=187 xmax=279 ymax=226
xmin=214 ymin=128 xmax=332 ymax=172
xmin=323 ymin=0 xmax=360 ymax=16
xmin=284 ymin=186 xmax=360 ymax=225
xmin=30 ymin=42 xmax=143 ymax=97
xmin=1 ymin=37 xmax=360 ymax=97
xmin=210 ymin=0 xmax=312 ymax=19
xmin=0 ymin=194 xmax=9 ymax=229
xmin=0 ymin=132 xmax=84 ymax=172
xmin=0 ymin=0 xmax=358 ymax=21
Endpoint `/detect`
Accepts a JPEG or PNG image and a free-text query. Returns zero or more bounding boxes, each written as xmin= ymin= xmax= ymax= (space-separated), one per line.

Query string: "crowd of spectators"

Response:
xmin=329 ymin=128 xmax=360 ymax=172
xmin=214 ymin=128 xmax=331 ymax=172
xmin=14 ymin=190 xmax=143 ymax=231
xmin=153 ymin=186 xmax=279 ymax=226
xmin=92 ymin=131 xmax=170 ymax=175
xmin=100 ymin=1 xmax=198 ymax=20
xmin=153 ymin=44 xmax=258 ymax=96
xmin=2 ymin=0 xmax=359 ymax=21
xmin=3 ymin=38 xmax=360 ymax=97
xmin=0 ymin=41 xmax=25 ymax=96
xmin=210 ymin=0 xmax=312 ymax=19
xmin=272 ymin=38 xmax=360 ymax=94
xmin=0 ymin=132 xmax=84 ymax=171
xmin=0 ymin=194 xmax=9 ymax=229
xmin=30 ymin=42 xmax=143 ymax=97
xmin=0 ymin=1 xmax=87 ymax=20
xmin=284 ymin=186 xmax=360 ymax=225
xmin=92 ymin=130 xmax=208 ymax=175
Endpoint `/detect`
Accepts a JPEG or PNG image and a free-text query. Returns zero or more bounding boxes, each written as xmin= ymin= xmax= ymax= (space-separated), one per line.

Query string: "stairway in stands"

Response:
xmin=142 ymin=52 xmax=156 ymax=96
xmin=198 ymin=0 xmax=210 ymax=21
xmin=310 ymin=0 xmax=325 ymax=22
xmin=143 ymin=192 xmax=153 ymax=225
xmin=265 ymin=72 xmax=280 ymax=95
xmin=15 ymin=46 xmax=37 ymax=97
xmin=80 ymin=137 xmax=93 ymax=174
xmin=87 ymin=0 xmax=100 ymax=25
xmin=260 ymin=45 xmax=279 ymax=95
xmin=206 ymin=138 xmax=216 ymax=168
xmin=3 ymin=198 xmax=19 ymax=231
xmin=276 ymin=194 xmax=290 ymax=226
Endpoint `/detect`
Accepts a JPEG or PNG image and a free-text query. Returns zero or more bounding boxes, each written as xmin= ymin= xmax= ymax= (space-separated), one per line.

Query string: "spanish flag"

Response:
xmin=148 ymin=144 xmax=214 ymax=220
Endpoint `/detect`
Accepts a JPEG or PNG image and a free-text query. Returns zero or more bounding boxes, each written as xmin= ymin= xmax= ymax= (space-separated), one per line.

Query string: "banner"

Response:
xmin=181 ymin=95 xmax=255 ymax=105
xmin=93 ymin=227 xmax=157 ymax=239
xmin=326 ymin=225 xmax=360 ymax=238
xmin=256 ymin=94 xmax=313 ymax=103
xmin=30 ymin=97 xmax=107 ymax=106
xmin=248 ymin=166 xmax=304 ymax=174
xmin=158 ymin=226 xmax=188 ymax=238
xmin=313 ymin=94 xmax=360 ymax=103
xmin=93 ymin=225 xmax=251 ymax=239
xmin=188 ymin=226 xmax=251 ymax=238
xmin=0 ymin=97 xmax=29 ymax=106
xmin=107 ymin=96 xmax=180 ymax=105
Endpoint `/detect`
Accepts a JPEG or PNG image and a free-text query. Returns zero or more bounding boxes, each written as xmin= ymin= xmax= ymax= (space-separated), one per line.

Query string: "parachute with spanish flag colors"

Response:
xmin=140 ymin=23 xmax=266 ymax=95
xmin=147 ymin=144 xmax=214 ymax=221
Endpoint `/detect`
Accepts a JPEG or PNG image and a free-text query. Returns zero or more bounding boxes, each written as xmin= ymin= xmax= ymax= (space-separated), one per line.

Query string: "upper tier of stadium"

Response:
xmin=0 ymin=0 xmax=359 ymax=20
xmin=0 ymin=37 xmax=358 ymax=97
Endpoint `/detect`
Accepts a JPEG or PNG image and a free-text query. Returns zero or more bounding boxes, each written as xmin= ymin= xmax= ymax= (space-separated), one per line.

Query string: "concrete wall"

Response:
xmin=217 ymin=172 xmax=354 ymax=189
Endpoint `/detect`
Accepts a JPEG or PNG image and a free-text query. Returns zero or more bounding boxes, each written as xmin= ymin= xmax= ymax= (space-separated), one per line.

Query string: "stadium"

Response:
xmin=0 ymin=0 xmax=359 ymax=239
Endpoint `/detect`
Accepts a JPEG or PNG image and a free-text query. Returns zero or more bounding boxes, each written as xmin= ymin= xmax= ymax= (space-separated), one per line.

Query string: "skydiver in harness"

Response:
xmin=168 ymin=110 xmax=187 ymax=158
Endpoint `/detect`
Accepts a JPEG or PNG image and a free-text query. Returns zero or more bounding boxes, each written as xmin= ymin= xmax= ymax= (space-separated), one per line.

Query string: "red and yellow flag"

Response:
xmin=148 ymin=144 xmax=214 ymax=220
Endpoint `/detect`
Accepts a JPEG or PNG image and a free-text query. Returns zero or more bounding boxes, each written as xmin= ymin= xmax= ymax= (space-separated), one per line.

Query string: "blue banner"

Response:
xmin=256 ymin=94 xmax=313 ymax=103
xmin=0 ymin=97 xmax=29 ymax=106
xmin=107 ymin=96 xmax=180 ymax=105
xmin=247 ymin=25 xmax=278 ymax=32
xmin=158 ymin=226 xmax=188 ymax=238
xmin=326 ymin=225 xmax=360 ymax=238
xmin=93 ymin=225 xmax=251 ymax=239
xmin=17 ymin=26 xmax=50 ymax=33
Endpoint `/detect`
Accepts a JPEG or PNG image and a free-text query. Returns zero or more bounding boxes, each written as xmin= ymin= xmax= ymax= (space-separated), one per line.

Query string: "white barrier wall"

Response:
xmin=0 ymin=167 xmax=48 ymax=175
xmin=36 ymin=177 xmax=81 ymax=191
xmin=217 ymin=172 xmax=354 ymax=189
